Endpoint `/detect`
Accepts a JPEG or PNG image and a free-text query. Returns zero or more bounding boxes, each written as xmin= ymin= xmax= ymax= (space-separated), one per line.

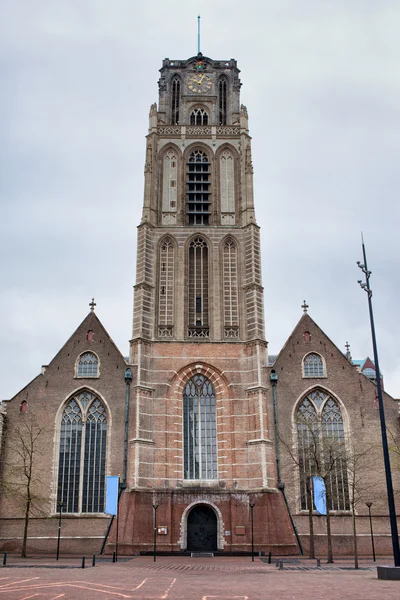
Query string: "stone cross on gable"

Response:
xmin=89 ymin=298 xmax=96 ymax=312
xmin=345 ymin=341 xmax=352 ymax=362
xmin=301 ymin=300 xmax=309 ymax=314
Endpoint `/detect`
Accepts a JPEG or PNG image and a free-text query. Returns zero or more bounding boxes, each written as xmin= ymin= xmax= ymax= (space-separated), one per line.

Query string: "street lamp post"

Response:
xmin=365 ymin=502 xmax=376 ymax=562
xmin=56 ymin=501 xmax=63 ymax=561
xmin=249 ymin=502 xmax=255 ymax=562
xmin=152 ymin=504 xmax=159 ymax=562
xmin=357 ymin=240 xmax=400 ymax=566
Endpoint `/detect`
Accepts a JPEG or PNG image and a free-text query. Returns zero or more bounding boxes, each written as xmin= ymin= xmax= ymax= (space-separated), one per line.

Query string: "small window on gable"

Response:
xmin=304 ymin=331 xmax=311 ymax=342
xmin=303 ymin=353 xmax=325 ymax=378
xmin=20 ymin=401 xmax=28 ymax=413
xmin=76 ymin=352 xmax=99 ymax=378
xmin=86 ymin=330 xmax=94 ymax=342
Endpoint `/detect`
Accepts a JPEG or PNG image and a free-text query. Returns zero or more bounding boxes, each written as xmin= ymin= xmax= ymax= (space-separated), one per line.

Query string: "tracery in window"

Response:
xmin=303 ymin=353 xmax=325 ymax=377
xmin=223 ymin=238 xmax=239 ymax=338
xmin=162 ymin=150 xmax=178 ymax=212
xmin=57 ymin=391 xmax=107 ymax=513
xmin=171 ymin=76 xmax=181 ymax=124
xmin=296 ymin=390 xmax=350 ymax=512
xmin=190 ymin=108 xmax=209 ymax=126
xmin=183 ymin=374 xmax=217 ymax=479
xmin=188 ymin=237 xmax=209 ymax=338
xmin=76 ymin=352 xmax=99 ymax=378
xmin=187 ymin=150 xmax=211 ymax=226
xmin=158 ymin=237 xmax=175 ymax=337
xmin=218 ymin=77 xmax=228 ymax=125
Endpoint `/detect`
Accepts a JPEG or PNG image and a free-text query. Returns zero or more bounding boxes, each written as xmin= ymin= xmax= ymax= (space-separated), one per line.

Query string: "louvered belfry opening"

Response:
xmin=187 ymin=150 xmax=211 ymax=226
xmin=188 ymin=237 xmax=209 ymax=338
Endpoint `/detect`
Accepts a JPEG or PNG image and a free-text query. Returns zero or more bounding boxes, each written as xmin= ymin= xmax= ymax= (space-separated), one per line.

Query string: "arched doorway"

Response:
xmin=187 ymin=504 xmax=218 ymax=551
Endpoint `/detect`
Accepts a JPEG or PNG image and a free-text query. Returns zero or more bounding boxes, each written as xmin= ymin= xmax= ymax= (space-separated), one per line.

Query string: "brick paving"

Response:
xmin=0 ymin=556 xmax=398 ymax=599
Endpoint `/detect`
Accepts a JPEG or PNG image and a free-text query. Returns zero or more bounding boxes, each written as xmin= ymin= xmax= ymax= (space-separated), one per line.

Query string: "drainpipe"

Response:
xmin=270 ymin=370 xmax=303 ymax=555
xmin=100 ymin=368 xmax=132 ymax=554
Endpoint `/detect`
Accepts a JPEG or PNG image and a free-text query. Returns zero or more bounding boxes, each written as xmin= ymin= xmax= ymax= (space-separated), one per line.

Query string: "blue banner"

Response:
xmin=105 ymin=476 xmax=119 ymax=515
xmin=312 ymin=476 xmax=327 ymax=515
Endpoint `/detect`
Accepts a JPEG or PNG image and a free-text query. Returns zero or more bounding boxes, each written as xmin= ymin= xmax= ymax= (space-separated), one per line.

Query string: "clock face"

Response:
xmin=187 ymin=74 xmax=212 ymax=94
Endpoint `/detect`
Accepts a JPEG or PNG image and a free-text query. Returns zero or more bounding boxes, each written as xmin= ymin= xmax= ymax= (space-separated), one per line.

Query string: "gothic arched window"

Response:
xmin=223 ymin=238 xmax=239 ymax=338
xmin=183 ymin=374 xmax=217 ymax=479
xmin=76 ymin=352 xmax=99 ymax=378
xmin=303 ymin=353 xmax=325 ymax=377
xmin=190 ymin=108 xmax=209 ymax=126
xmin=296 ymin=390 xmax=350 ymax=511
xmin=187 ymin=150 xmax=211 ymax=226
xmin=220 ymin=149 xmax=235 ymax=220
xmin=218 ymin=77 xmax=228 ymax=125
xmin=158 ymin=237 xmax=175 ymax=337
xmin=171 ymin=76 xmax=181 ymax=124
xmin=188 ymin=237 xmax=209 ymax=338
xmin=57 ymin=391 xmax=107 ymax=513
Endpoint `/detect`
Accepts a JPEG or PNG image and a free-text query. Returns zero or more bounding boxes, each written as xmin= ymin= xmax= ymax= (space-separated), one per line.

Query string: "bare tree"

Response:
xmin=281 ymin=420 xmax=350 ymax=563
xmin=1 ymin=419 xmax=46 ymax=557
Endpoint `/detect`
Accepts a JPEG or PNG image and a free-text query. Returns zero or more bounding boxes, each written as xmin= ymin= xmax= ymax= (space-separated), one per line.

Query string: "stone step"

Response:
xmin=191 ymin=552 xmax=214 ymax=558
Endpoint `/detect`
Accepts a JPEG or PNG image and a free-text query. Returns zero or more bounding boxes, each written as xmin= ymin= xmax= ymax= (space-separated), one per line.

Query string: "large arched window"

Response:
xmin=57 ymin=391 xmax=107 ymax=513
xmin=187 ymin=150 xmax=211 ymax=226
xmin=171 ymin=76 xmax=181 ymax=124
xmin=296 ymin=389 xmax=349 ymax=512
xmin=183 ymin=375 xmax=217 ymax=480
xmin=76 ymin=352 xmax=99 ymax=378
xmin=222 ymin=238 xmax=239 ymax=338
xmin=188 ymin=237 xmax=209 ymax=338
xmin=190 ymin=108 xmax=208 ymax=126
xmin=303 ymin=353 xmax=325 ymax=377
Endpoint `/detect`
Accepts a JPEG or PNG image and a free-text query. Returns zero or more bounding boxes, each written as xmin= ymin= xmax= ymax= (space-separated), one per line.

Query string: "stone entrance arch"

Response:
xmin=179 ymin=501 xmax=225 ymax=550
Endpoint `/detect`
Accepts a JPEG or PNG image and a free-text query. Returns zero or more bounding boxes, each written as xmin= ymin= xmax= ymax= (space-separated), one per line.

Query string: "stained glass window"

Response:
xmin=183 ymin=375 xmax=217 ymax=479
xmin=57 ymin=391 xmax=107 ymax=513
xmin=77 ymin=352 xmax=99 ymax=377
xmin=296 ymin=390 xmax=349 ymax=511
xmin=303 ymin=353 xmax=325 ymax=377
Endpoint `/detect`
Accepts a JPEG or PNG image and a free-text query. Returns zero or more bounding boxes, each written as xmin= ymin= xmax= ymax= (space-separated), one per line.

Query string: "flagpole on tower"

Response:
xmin=197 ymin=15 xmax=201 ymax=54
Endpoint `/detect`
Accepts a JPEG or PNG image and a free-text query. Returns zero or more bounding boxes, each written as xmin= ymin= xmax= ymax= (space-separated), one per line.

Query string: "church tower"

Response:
xmin=121 ymin=53 xmax=297 ymax=554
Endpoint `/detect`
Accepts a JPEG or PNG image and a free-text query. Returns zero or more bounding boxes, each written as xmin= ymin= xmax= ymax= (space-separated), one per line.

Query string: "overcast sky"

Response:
xmin=1 ymin=0 xmax=399 ymax=399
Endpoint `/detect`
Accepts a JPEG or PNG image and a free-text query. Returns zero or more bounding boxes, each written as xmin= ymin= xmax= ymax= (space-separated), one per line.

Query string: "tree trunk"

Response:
xmin=325 ymin=480 xmax=333 ymax=563
xmin=307 ymin=479 xmax=315 ymax=559
xmin=351 ymin=501 xmax=358 ymax=569
xmin=21 ymin=498 xmax=30 ymax=558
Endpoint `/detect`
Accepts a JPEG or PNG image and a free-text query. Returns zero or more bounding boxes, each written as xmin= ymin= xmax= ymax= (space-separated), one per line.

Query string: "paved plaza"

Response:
xmin=0 ymin=556 xmax=398 ymax=599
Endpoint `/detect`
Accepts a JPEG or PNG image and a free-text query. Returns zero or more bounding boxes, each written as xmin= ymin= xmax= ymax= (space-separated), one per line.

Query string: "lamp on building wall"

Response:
xmin=56 ymin=501 xmax=64 ymax=561
xmin=365 ymin=502 xmax=376 ymax=562
xmin=249 ymin=501 xmax=256 ymax=562
xmin=152 ymin=504 xmax=159 ymax=562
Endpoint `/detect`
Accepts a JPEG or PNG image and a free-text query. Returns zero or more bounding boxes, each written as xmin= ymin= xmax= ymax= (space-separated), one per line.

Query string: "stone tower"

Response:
xmin=119 ymin=53 xmax=297 ymax=554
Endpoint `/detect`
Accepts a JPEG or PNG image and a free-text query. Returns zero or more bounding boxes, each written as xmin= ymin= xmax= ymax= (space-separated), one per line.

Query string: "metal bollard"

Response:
xmin=316 ymin=558 xmax=321 ymax=568
xmin=112 ymin=552 xmax=116 ymax=563
xmin=92 ymin=554 xmax=96 ymax=567
xmin=268 ymin=551 xmax=272 ymax=564
xmin=279 ymin=560 xmax=283 ymax=570
xmin=81 ymin=556 xmax=85 ymax=569
xmin=2 ymin=553 xmax=6 ymax=566
xmin=275 ymin=559 xmax=280 ymax=567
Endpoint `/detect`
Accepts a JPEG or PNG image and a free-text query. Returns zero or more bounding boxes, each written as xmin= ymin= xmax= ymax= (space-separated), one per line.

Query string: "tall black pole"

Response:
xmin=56 ymin=501 xmax=63 ymax=561
xmin=358 ymin=240 xmax=400 ymax=566
xmin=122 ymin=369 xmax=133 ymax=489
xmin=249 ymin=502 xmax=255 ymax=562
xmin=366 ymin=502 xmax=376 ymax=562
xmin=153 ymin=504 xmax=158 ymax=562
